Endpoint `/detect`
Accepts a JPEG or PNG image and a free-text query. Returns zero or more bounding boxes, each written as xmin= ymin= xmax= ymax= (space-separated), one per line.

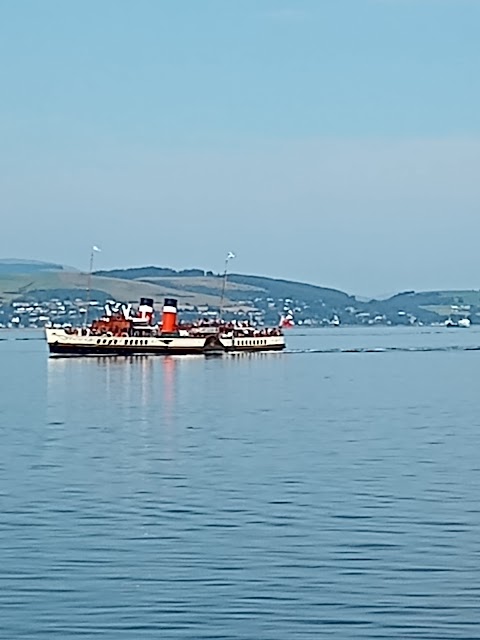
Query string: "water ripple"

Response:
xmin=2 ymin=329 xmax=480 ymax=637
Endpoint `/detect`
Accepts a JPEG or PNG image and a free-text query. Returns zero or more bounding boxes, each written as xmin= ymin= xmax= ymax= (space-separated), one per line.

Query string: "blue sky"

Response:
xmin=1 ymin=0 xmax=479 ymax=296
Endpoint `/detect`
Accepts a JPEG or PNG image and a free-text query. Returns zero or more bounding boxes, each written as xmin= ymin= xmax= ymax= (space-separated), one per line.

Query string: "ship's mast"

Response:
xmin=84 ymin=245 xmax=101 ymax=328
xmin=219 ymin=251 xmax=235 ymax=320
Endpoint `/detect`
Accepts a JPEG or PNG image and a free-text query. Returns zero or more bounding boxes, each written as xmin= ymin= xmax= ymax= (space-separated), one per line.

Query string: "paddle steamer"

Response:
xmin=45 ymin=298 xmax=286 ymax=356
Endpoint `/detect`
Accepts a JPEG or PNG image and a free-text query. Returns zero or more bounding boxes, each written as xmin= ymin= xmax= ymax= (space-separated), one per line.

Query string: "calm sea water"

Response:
xmin=2 ymin=327 xmax=480 ymax=639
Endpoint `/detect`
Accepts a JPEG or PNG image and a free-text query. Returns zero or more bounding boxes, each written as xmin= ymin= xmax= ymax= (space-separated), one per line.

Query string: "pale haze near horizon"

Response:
xmin=1 ymin=0 xmax=479 ymax=298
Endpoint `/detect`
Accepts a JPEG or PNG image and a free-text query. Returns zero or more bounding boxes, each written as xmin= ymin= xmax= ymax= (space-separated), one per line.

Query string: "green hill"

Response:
xmin=0 ymin=259 xmax=70 ymax=275
xmin=94 ymin=266 xmax=355 ymax=308
xmin=1 ymin=260 xmax=479 ymax=325
xmin=0 ymin=271 xmax=225 ymax=307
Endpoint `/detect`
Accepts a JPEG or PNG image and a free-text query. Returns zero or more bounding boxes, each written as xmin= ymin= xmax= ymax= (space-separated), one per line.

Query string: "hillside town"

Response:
xmin=0 ymin=260 xmax=477 ymax=329
xmin=0 ymin=292 xmax=471 ymax=330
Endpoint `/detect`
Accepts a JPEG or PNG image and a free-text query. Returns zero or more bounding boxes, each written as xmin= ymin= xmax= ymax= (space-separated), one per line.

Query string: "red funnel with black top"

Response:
xmin=161 ymin=298 xmax=178 ymax=333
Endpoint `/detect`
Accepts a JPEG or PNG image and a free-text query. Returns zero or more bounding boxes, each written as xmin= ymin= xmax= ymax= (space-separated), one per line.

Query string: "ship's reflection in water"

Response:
xmin=46 ymin=354 xmax=215 ymax=440
xmin=48 ymin=355 xmax=175 ymax=424
xmin=161 ymin=355 xmax=176 ymax=428
xmin=46 ymin=352 xmax=284 ymax=432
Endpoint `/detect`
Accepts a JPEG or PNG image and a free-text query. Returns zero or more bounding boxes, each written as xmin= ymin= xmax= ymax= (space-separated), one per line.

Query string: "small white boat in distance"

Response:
xmin=330 ymin=314 xmax=341 ymax=327
xmin=444 ymin=317 xmax=471 ymax=328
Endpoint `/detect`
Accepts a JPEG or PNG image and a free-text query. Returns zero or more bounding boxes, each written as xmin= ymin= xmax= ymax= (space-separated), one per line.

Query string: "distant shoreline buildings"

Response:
xmin=0 ymin=261 xmax=477 ymax=328
xmin=0 ymin=292 xmax=474 ymax=329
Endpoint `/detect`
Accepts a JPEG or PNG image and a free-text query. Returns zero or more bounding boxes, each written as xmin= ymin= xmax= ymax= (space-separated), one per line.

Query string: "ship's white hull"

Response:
xmin=45 ymin=329 xmax=285 ymax=356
